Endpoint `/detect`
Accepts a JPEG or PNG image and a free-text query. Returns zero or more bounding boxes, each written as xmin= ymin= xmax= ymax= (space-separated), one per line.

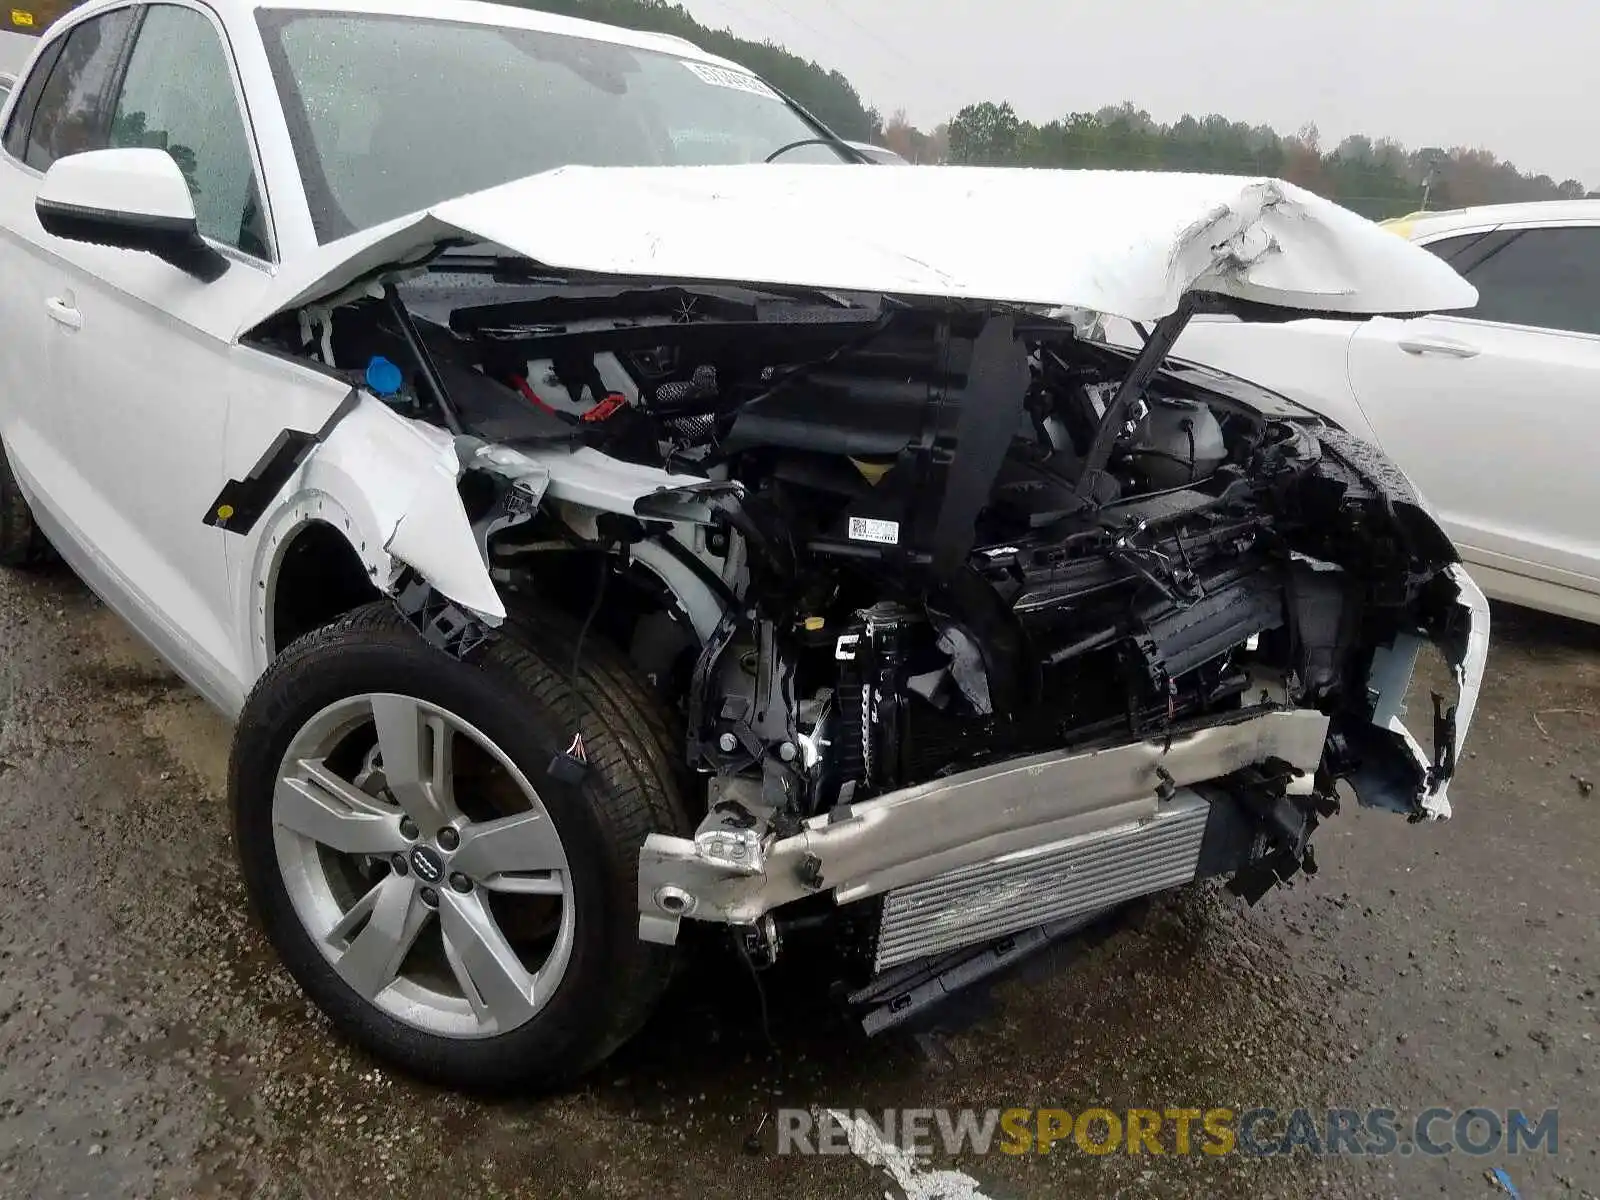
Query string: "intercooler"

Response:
xmin=871 ymin=790 xmax=1211 ymax=970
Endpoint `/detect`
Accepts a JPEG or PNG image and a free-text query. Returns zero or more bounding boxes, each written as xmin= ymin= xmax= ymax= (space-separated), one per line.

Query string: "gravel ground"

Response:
xmin=0 ymin=564 xmax=1594 ymax=1199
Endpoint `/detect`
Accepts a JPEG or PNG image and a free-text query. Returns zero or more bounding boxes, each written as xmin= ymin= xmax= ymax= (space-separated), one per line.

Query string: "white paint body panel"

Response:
xmin=1347 ymin=314 xmax=1600 ymax=599
xmin=1117 ymin=204 xmax=1600 ymax=623
xmin=0 ymin=173 xmax=285 ymax=714
xmin=36 ymin=147 xmax=198 ymax=222
xmin=247 ymin=166 xmax=1478 ymax=333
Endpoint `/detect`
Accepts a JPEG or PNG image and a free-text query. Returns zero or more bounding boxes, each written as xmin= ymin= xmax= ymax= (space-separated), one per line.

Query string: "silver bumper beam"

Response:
xmin=638 ymin=707 xmax=1331 ymax=944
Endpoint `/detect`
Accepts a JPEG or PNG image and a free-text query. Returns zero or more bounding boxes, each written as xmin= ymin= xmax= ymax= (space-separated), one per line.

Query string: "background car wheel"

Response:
xmin=230 ymin=602 xmax=691 ymax=1090
xmin=0 ymin=443 xmax=51 ymax=567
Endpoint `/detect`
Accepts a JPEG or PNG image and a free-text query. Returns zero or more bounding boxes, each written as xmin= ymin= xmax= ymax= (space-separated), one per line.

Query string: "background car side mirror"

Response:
xmin=35 ymin=148 xmax=227 ymax=282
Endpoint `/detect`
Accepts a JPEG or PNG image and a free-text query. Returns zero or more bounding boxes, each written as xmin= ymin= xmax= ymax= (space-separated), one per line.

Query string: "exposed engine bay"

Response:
xmin=250 ymin=261 xmax=1487 ymax=1017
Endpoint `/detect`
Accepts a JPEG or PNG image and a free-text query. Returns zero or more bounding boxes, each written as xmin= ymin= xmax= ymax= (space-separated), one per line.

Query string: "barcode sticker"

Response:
xmin=848 ymin=517 xmax=900 ymax=546
xmin=682 ymin=61 xmax=781 ymax=101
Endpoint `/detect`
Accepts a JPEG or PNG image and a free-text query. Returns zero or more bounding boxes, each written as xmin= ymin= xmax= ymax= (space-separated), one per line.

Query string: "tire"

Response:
xmin=230 ymin=601 xmax=692 ymax=1090
xmin=0 ymin=442 xmax=49 ymax=567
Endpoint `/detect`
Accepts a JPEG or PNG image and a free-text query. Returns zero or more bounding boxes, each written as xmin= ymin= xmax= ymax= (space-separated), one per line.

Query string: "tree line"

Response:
xmin=909 ymin=100 xmax=1589 ymax=218
xmin=525 ymin=1 xmax=1588 ymax=218
xmin=22 ymin=0 xmax=1576 ymax=216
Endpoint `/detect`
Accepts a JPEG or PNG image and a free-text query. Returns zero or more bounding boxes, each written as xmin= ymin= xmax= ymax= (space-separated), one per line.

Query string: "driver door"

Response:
xmin=20 ymin=1 xmax=281 ymax=709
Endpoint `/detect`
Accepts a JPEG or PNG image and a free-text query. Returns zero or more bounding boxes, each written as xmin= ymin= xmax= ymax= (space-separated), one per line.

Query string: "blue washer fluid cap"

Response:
xmin=365 ymin=355 xmax=403 ymax=397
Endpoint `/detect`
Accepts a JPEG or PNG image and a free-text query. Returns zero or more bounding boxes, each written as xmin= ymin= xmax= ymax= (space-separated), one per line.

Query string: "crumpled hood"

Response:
xmin=241 ymin=165 xmax=1477 ymax=336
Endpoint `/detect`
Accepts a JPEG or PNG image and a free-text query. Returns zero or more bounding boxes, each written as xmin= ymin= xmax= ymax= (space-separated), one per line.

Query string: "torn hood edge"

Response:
xmin=237 ymin=166 xmax=1478 ymax=339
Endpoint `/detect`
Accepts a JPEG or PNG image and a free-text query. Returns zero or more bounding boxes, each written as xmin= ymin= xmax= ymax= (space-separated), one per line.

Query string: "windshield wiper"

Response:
xmin=764 ymin=136 xmax=863 ymax=164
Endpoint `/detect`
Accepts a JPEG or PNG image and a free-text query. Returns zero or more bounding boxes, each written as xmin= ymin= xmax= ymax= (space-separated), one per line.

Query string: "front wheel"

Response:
xmin=230 ymin=603 xmax=690 ymax=1090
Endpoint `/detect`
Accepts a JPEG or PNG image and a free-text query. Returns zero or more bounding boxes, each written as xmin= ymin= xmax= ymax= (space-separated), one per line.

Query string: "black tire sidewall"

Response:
xmin=0 ymin=442 xmax=43 ymax=567
xmin=232 ymin=612 xmax=668 ymax=1089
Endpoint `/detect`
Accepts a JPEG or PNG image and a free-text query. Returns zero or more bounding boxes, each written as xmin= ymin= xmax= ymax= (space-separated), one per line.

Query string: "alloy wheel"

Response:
xmin=271 ymin=693 xmax=575 ymax=1039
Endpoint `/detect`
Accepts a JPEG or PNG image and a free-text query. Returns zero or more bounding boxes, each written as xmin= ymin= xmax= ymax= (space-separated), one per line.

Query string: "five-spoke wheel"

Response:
xmin=231 ymin=603 xmax=688 ymax=1088
xmin=274 ymin=693 xmax=574 ymax=1038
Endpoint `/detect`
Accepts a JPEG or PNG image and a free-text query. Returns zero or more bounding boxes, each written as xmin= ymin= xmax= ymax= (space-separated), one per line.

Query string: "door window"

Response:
xmin=11 ymin=6 xmax=133 ymax=170
xmin=108 ymin=4 xmax=270 ymax=258
xmin=1 ymin=38 xmax=58 ymax=160
xmin=1462 ymin=227 xmax=1600 ymax=336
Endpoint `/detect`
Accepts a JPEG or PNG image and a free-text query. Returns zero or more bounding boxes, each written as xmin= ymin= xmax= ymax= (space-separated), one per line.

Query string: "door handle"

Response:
xmin=1397 ymin=334 xmax=1479 ymax=358
xmin=44 ymin=296 xmax=82 ymax=330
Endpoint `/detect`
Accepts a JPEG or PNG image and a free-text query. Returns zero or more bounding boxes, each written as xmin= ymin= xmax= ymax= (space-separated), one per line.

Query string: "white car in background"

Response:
xmin=1134 ymin=200 xmax=1600 ymax=623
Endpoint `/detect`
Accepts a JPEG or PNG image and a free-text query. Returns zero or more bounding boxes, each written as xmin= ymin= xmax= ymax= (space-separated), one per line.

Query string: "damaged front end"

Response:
xmin=238 ymin=179 xmax=1487 ymax=1030
xmin=579 ymin=299 xmax=1490 ymax=992
xmin=640 ymin=562 xmax=1486 ymax=962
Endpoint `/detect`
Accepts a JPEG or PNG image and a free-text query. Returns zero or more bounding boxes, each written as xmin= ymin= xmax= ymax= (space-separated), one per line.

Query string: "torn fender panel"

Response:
xmin=248 ymin=398 xmax=506 ymax=626
xmin=1293 ymin=425 xmax=1488 ymax=818
xmin=308 ymin=404 xmax=504 ymax=623
xmin=1354 ymin=565 xmax=1490 ymax=820
xmin=239 ymin=168 xmax=1478 ymax=336
xmin=385 ymin=501 xmax=505 ymax=624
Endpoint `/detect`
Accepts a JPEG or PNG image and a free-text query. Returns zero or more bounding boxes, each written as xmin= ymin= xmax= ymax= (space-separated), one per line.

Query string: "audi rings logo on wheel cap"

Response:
xmin=410 ymin=846 xmax=444 ymax=883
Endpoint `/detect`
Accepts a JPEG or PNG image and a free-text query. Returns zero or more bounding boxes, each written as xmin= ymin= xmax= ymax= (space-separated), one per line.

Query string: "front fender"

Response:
xmin=312 ymin=401 xmax=504 ymax=622
xmin=240 ymin=397 xmax=504 ymax=674
xmin=1313 ymin=426 xmax=1491 ymax=820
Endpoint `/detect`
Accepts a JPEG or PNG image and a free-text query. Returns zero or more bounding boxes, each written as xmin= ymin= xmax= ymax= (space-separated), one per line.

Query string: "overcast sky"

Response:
xmin=681 ymin=0 xmax=1599 ymax=187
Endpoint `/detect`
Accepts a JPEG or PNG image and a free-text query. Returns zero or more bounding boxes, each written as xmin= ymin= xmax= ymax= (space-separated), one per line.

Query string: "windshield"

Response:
xmin=257 ymin=10 xmax=851 ymax=243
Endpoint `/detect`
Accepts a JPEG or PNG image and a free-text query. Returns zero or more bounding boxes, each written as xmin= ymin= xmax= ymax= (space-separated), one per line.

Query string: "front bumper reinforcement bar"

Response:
xmin=638 ymin=706 xmax=1331 ymax=944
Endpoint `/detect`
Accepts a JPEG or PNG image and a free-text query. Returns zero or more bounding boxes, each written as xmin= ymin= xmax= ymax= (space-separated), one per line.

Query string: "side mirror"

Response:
xmin=35 ymin=148 xmax=227 ymax=282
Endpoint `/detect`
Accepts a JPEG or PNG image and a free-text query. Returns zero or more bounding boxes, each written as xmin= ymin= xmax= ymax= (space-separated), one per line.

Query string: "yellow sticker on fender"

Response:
xmin=10 ymin=10 xmax=34 ymax=26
